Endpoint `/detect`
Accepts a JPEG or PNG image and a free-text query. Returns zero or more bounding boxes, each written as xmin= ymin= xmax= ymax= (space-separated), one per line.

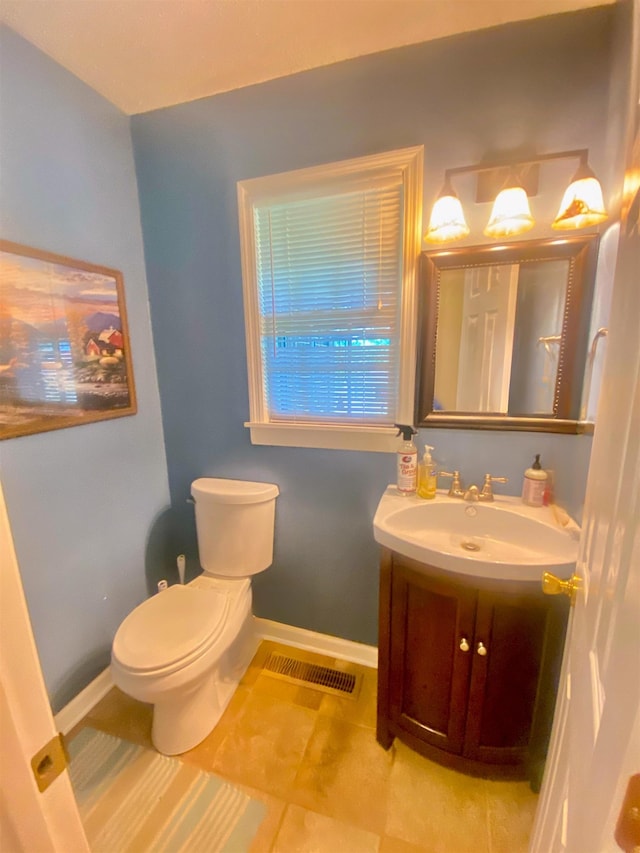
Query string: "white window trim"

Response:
xmin=237 ymin=145 xmax=423 ymax=452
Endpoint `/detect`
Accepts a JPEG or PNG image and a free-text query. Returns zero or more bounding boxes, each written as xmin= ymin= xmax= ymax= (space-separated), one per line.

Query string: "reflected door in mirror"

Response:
xmin=435 ymin=264 xmax=519 ymax=413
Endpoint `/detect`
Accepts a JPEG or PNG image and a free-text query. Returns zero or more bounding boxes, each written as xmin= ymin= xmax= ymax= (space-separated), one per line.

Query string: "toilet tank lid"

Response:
xmin=191 ymin=477 xmax=279 ymax=504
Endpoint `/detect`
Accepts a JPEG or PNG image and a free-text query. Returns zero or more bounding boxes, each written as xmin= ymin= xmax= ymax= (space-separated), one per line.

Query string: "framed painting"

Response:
xmin=0 ymin=240 xmax=136 ymax=440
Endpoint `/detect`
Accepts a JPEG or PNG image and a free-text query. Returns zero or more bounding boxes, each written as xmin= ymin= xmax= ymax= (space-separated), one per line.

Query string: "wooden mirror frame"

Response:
xmin=415 ymin=235 xmax=600 ymax=433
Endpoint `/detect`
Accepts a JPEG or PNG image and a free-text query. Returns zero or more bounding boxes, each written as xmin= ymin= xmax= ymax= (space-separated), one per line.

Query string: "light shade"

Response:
xmin=552 ymin=163 xmax=607 ymax=229
xmin=484 ymin=185 xmax=535 ymax=238
xmin=424 ymin=183 xmax=470 ymax=243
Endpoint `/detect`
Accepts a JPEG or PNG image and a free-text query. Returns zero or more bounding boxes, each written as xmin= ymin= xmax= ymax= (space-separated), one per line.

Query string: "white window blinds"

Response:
xmin=253 ymin=178 xmax=404 ymax=424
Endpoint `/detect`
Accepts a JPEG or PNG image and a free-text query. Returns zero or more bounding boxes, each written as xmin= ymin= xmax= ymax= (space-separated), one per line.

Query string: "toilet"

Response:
xmin=111 ymin=477 xmax=279 ymax=755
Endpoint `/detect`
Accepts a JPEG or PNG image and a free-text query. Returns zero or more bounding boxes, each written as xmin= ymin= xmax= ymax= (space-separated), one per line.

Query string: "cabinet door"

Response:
xmin=464 ymin=588 xmax=548 ymax=765
xmin=389 ymin=561 xmax=477 ymax=755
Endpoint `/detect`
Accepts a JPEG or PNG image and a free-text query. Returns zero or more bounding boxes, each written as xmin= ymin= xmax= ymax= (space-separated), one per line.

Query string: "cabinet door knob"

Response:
xmin=459 ymin=638 xmax=470 ymax=652
xmin=477 ymin=641 xmax=488 ymax=656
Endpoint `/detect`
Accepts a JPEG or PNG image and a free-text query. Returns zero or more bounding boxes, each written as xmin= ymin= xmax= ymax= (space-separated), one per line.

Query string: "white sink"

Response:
xmin=373 ymin=487 xmax=580 ymax=581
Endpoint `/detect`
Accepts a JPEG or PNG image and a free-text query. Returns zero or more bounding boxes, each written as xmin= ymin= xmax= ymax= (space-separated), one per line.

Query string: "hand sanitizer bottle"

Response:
xmin=417 ymin=445 xmax=438 ymax=499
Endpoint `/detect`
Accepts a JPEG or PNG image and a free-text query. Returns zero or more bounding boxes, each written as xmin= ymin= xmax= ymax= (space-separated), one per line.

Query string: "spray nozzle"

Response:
xmin=395 ymin=424 xmax=417 ymax=440
xmin=532 ymin=454 xmax=542 ymax=470
xmin=423 ymin=444 xmax=434 ymax=462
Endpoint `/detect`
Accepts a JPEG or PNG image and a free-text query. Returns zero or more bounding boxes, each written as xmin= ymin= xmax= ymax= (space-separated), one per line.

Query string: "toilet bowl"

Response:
xmin=111 ymin=478 xmax=278 ymax=755
xmin=111 ymin=575 xmax=254 ymax=754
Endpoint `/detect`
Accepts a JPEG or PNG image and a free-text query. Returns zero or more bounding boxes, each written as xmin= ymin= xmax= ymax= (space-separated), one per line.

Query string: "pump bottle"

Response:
xmin=395 ymin=424 xmax=418 ymax=495
xmin=417 ymin=445 xmax=437 ymax=499
xmin=522 ymin=454 xmax=548 ymax=507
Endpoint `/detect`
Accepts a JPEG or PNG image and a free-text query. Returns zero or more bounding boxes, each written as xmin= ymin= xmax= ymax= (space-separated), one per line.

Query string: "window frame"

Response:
xmin=237 ymin=146 xmax=423 ymax=452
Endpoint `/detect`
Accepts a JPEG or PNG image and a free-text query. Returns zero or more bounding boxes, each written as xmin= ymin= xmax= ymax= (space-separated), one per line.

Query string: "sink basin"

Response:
xmin=373 ymin=487 xmax=580 ymax=581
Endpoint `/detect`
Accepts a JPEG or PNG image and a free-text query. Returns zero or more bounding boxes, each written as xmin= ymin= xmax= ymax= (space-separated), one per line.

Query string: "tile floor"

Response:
xmin=73 ymin=641 xmax=539 ymax=853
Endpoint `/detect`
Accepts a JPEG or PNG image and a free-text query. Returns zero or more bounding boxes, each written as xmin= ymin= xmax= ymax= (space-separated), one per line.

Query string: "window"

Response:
xmin=237 ymin=147 xmax=423 ymax=451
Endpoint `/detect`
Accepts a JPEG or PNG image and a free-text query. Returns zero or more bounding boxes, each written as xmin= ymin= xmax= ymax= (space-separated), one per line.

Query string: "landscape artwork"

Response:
xmin=0 ymin=241 xmax=136 ymax=439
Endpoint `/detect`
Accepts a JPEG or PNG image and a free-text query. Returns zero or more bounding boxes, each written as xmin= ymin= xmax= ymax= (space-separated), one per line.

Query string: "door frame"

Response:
xmin=530 ymin=5 xmax=640 ymax=844
xmin=0 ymin=480 xmax=89 ymax=852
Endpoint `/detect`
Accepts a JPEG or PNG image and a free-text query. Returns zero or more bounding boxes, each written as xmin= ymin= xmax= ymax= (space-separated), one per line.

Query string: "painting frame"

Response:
xmin=0 ymin=240 xmax=137 ymax=440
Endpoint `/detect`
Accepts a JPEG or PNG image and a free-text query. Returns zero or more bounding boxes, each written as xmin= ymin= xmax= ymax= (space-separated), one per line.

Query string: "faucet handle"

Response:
xmin=439 ymin=470 xmax=465 ymax=498
xmin=479 ymin=474 xmax=509 ymax=501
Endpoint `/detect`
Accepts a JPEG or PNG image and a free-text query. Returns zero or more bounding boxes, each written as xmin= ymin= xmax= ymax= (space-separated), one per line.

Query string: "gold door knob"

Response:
xmin=459 ymin=638 xmax=470 ymax=652
xmin=476 ymin=641 xmax=487 ymax=656
xmin=542 ymin=571 xmax=581 ymax=604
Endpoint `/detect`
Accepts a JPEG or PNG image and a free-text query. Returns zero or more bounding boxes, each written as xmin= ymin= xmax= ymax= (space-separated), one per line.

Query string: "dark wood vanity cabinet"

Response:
xmin=377 ymin=548 xmax=568 ymax=782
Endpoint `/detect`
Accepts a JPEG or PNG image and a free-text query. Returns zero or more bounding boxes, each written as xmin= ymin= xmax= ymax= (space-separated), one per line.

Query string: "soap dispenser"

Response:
xmin=417 ymin=445 xmax=437 ymax=499
xmin=522 ymin=454 xmax=548 ymax=507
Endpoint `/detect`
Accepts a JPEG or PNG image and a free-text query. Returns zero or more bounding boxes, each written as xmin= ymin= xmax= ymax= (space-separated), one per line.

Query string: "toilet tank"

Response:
xmin=191 ymin=478 xmax=279 ymax=577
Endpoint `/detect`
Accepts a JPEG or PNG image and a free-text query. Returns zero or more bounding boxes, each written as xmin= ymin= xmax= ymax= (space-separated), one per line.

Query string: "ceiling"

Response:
xmin=0 ymin=0 xmax=615 ymax=115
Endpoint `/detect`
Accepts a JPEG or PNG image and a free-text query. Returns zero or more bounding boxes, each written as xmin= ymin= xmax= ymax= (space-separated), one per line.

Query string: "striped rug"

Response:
xmin=68 ymin=727 xmax=266 ymax=853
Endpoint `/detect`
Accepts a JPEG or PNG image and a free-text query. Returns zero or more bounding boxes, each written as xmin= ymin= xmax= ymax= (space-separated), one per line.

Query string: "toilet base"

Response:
xmin=152 ymin=669 xmax=219 ymax=755
xmin=150 ymin=612 xmax=259 ymax=755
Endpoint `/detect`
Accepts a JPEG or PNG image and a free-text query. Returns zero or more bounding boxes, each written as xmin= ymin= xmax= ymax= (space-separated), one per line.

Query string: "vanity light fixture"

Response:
xmin=483 ymin=174 xmax=535 ymax=238
xmin=552 ymin=157 xmax=608 ymax=229
xmin=425 ymin=149 xmax=607 ymax=244
xmin=424 ymin=177 xmax=470 ymax=243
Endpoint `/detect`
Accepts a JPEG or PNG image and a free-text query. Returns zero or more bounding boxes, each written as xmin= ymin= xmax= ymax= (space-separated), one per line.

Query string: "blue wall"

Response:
xmin=132 ymin=9 xmax=613 ymax=646
xmin=0 ymin=6 xmax=624 ymax=713
xmin=0 ymin=28 xmax=170 ymax=711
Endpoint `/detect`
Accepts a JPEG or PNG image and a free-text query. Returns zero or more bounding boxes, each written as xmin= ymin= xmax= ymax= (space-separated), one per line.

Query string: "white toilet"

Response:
xmin=111 ymin=477 xmax=279 ymax=755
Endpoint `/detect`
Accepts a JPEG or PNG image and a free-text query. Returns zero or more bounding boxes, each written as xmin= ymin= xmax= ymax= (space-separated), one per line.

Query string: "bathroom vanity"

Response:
xmin=376 ymin=548 xmax=568 ymax=783
xmin=373 ymin=489 xmax=577 ymax=785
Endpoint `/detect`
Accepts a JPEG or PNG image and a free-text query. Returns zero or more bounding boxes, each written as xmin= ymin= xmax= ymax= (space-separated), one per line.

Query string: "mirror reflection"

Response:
xmin=416 ymin=236 xmax=599 ymax=433
xmin=434 ymin=259 xmax=569 ymax=414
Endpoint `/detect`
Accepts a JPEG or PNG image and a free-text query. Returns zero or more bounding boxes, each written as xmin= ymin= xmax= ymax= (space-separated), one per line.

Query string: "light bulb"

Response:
xmin=552 ymin=172 xmax=607 ymax=230
xmin=484 ymin=186 xmax=535 ymax=238
xmin=424 ymin=190 xmax=469 ymax=243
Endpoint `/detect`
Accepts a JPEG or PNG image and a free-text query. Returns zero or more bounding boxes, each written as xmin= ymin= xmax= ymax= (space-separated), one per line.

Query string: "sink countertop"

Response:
xmin=373 ymin=486 xmax=580 ymax=582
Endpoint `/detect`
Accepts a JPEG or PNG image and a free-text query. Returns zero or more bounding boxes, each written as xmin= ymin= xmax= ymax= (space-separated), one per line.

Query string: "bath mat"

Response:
xmin=68 ymin=727 xmax=266 ymax=853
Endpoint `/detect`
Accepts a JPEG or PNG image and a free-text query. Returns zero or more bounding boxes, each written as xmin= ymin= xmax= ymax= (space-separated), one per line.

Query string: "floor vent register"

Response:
xmin=262 ymin=651 xmax=361 ymax=698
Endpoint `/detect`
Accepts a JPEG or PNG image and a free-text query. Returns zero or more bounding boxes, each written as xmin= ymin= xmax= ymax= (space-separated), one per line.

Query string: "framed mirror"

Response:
xmin=415 ymin=235 xmax=599 ymax=433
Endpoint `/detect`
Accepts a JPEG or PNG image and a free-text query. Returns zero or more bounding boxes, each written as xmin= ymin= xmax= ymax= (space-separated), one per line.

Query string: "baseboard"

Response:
xmin=54 ymin=620 xmax=378 ymax=732
xmin=54 ymin=667 xmax=113 ymax=735
xmin=254 ymin=617 xmax=378 ymax=669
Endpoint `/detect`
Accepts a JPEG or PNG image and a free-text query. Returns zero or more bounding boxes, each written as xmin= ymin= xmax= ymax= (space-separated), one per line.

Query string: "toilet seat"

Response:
xmin=112 ymin=584 xmax=230 ymax=676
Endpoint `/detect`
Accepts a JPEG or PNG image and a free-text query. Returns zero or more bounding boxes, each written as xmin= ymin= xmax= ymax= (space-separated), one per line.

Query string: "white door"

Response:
xmin=0 ymin=480 xmax=89 ymax=852
xmin=530 ymin=92 xmax=640 ymax=853
xmin=456 ymin=263 xmax=518 ymax=412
